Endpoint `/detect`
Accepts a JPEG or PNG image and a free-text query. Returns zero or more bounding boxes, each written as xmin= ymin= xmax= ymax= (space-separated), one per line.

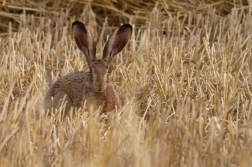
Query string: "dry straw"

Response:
xmin=0 ymin=0 xmax=250 ymax=33
xmin=0 ymin=0 xmax=252 ymax=167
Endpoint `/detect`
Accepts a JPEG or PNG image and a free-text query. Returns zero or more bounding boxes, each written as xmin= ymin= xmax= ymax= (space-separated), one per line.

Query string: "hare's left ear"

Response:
xmin=102 ymin=24 xmax=132 ymax=64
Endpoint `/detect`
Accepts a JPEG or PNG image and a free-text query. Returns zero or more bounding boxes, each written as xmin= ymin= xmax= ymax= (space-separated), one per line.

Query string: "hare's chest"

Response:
xmin=81 ymin=90 xmax=106 ymax=111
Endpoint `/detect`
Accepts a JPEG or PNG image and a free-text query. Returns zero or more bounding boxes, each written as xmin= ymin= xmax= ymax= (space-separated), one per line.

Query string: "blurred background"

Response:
xmin=0 ymin=0 xmax=251 ymax=34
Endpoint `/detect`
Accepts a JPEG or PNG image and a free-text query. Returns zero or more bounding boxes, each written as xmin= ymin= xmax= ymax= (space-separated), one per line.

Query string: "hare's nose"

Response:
xmin=96 ymin=85 xmax=105 ymax=92
xmin=98 ymin=87 xmax=104 ymax=92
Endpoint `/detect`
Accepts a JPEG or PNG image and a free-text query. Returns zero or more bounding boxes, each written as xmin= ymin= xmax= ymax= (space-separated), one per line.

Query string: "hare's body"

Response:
xmin=44 ymin=21 xmax=132 ymax=116
xmin=44 ymin=71 xmax=121 ymax=115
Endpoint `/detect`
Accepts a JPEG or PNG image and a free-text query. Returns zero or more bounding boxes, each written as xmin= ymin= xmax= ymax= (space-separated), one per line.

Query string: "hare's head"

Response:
xmin=72 ymin=21 xmax=132 ymax=92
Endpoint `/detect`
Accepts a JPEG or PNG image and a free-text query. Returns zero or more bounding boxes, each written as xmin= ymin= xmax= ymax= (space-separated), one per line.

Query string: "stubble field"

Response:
xmin=0 ymin=0 xmax=252 ymax=166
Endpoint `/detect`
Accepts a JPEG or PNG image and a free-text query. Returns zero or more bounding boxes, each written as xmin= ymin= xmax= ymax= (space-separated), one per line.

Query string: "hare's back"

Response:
xmin=56 ymin=71 xmax=89 ymax=95
xmin=44 ymin=71 xmax=89 ymax=111
xmin=45 ymin=71 xmax=88 ymax=99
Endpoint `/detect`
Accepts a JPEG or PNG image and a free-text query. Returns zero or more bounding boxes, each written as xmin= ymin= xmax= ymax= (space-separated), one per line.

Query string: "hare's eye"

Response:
xmin=89 ymin=67 xmax=92 ymax=72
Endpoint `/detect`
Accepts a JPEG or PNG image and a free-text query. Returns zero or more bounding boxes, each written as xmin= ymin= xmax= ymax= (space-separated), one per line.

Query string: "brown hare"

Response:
xmin=44 ymin=21 xmax=132 ymax=116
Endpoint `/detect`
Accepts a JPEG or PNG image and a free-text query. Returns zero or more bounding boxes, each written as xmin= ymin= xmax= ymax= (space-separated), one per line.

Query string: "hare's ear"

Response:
xmin=72 ymin=21 xmax=96 ymax=67
xmin=102 ymin=24 xmax=132 ymax=64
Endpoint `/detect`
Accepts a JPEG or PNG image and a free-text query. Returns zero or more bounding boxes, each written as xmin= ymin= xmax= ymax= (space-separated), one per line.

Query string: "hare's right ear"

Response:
xmin=72 ymin=21 xmax=96 ymax=67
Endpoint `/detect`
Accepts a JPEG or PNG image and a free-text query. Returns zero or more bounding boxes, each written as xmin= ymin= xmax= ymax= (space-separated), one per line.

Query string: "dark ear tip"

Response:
xmin=120 ymin=24 xmax=133 ymax=30
xmin=72 ymin=21 xmax=85 ymax=29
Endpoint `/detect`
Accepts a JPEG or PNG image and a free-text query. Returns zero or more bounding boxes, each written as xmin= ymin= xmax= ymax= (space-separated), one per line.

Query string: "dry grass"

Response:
xmin=1 ymin=0 xmax=252 ymax=167
xmin=0 ymin=0 xmax=251 ymax=33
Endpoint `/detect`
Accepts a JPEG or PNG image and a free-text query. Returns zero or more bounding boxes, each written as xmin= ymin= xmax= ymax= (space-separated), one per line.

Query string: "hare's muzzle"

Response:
xmin=93 ymin=83 xmax=107 ymax=92
xmin=92 ymin=76 xmax=107 ymax=92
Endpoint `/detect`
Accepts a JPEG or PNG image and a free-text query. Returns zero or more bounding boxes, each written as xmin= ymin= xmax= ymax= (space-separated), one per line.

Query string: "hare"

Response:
xmin=44 ymin=21 xmax=132 ymax=116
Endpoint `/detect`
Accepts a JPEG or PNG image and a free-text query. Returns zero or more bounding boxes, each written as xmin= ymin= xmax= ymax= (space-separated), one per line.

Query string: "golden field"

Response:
xmin=0 ymin=0 xmax=252 ymax=166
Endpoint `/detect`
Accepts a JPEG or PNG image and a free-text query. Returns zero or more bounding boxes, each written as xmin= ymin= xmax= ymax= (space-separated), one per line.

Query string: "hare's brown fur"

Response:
xmin=44 ymin=21 xmax=132 ymax=116
xmin=44 ymin=70 xmax=121 ymax=116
